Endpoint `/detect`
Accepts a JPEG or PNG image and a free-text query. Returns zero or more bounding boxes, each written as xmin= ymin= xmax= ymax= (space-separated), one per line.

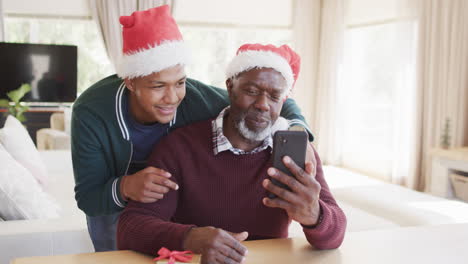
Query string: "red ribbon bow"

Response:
xmin=153 ymin=247 xmax=194 ymax=264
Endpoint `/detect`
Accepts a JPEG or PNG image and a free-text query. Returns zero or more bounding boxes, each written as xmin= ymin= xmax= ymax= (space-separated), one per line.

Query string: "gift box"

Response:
xmin=153 ymin=248 xmax=200 ymax=264
xmin=155 ymin=258 xmax=200 ymax=264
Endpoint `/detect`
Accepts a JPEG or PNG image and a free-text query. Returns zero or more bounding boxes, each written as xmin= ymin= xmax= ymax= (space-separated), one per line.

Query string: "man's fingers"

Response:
xmin=262 ymin=197 xmax=292 ymax=211
xmin=143 ymin=166 xmax=172 ymax=178
xmin=145 ymin=183 xmax=170 ymax=195
xmin=218 ymin=243 xmax=246 ymax=263
xmin=234 ymin=231 xmax=249 ymax=242
xmin=267 ymin=167 xmax=306 ymax=195
xmin=140 ymin=197 xmax=158 ymax=203
xmin=281 ymin=156 xmax=313 ymax=186
xmin=149 ymin=175 xmax=179 ymax=190
xmin=142 ymin=190 xmax=164 ymax=199
xmin=305 ymin=162 xmax=315 ymax=178
xmin=223 ymin=232 xmax=248 ymax=256
xmin=304 ymin=162 xmax=321 ymax=192
xmin=262 ymin=178 xmax=301 ymax=204
xmin=227 ymin=231 xmax=249 ymax=242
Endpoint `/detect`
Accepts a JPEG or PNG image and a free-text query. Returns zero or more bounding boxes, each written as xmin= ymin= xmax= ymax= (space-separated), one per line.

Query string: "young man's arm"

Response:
xmin=281 ymin=98 xmax=314 ymax=141
xmin=71 ymin=109 xmax=128 ymax=216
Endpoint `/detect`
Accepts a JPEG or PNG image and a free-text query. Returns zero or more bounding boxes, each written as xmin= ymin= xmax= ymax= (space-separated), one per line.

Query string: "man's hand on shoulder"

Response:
xmin=183 ymin=227 xmax=248 ymax=264
xmin=120 ymin=167 xmax=179 ymax=203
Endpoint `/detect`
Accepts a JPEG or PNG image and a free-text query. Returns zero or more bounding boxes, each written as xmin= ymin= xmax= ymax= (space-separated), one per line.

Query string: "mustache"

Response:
xmin=243 ymin=110 xmax=271 ymax=123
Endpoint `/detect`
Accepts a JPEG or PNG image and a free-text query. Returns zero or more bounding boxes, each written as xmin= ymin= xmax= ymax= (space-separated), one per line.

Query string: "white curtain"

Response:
xmin=0 ymin=0 xmax=5 ymax=41
xmin=292 ymin=0 xmax=345 ymax=164
xmin=311 ymin=0 xmax=345 ymax=165
xmin=412 ymin=0 xmax=468 ymax=191
xmin=138 ymin=0 xmax=173 ymax=12
xmin=291 ymin=0 xmax=321 ymax=128
xmin=89 ymin=0 xmax=173 ymax=72
xmin=293 ymin=0 xmax=468 ymax=191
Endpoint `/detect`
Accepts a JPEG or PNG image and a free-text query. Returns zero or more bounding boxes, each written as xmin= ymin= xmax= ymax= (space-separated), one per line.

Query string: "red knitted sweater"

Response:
xmin=117 ymin=119 xmax=346 ymax=255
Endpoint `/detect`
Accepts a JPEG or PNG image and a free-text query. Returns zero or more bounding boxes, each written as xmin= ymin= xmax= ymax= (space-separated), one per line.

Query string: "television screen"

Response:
xmin=0 ymin=42 xmax=77 ymax=103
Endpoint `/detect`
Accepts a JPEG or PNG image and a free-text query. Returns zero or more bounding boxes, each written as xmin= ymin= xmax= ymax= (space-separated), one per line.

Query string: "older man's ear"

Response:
xmin=225 ymin=78 xmax=233 ymax=93
xmin=226 ymin=78 xmax=237 ymax=101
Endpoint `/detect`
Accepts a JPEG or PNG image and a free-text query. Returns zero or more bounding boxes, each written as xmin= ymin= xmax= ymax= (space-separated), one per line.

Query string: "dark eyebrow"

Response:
xmin=243 ymin=81 xmax=283 ymax=94
xmin=150 ymin=75 xmax=187 ymax=84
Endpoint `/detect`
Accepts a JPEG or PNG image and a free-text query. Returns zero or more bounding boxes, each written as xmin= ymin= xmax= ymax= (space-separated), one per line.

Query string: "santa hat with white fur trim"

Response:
xmin=117 ymin=5 xmax=191 ymax=79
xmin=225 ymin=44 xmax=301 ymax=93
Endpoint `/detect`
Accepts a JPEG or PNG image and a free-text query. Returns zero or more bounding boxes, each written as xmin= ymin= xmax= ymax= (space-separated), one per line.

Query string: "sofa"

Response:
xmin=2 ymin=150 xmax=468 ymax=264
xmin=0 ymin=151 xmax=93 ymax=264
xmin=36 ymin=110 xmax=71 ymax=151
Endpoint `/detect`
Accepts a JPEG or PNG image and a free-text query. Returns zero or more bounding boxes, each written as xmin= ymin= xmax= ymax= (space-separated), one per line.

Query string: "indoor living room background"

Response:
xmin=1 ymin=0 xmax=468 ymax=264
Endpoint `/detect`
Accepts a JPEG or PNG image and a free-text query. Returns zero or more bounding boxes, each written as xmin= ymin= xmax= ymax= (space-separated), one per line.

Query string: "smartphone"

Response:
xmin=268 ymin=130 xmax=308 ymax=199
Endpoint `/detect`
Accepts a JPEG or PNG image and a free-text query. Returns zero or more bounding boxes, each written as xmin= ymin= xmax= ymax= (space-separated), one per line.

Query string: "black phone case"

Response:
xmin=268 ymin=130 xmax=308 ymax=199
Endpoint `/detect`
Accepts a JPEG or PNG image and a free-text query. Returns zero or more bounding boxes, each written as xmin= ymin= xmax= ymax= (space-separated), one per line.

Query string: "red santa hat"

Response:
xmin=225 ymin=44 xmax=301 ymax=93
xmin=117 ymin=5 xmax=190 ymax=79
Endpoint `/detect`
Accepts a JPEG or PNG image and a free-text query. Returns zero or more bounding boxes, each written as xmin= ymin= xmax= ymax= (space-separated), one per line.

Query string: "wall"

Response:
xmin=4 ymin=0 xmax=291 ymax=25
xmin=3 ymin=0 xmax=90 ymax=17
xmin=0 ymin=0 xmax=4 ymax=41
xmin=173 ymin=0 xmax=291 ymax=27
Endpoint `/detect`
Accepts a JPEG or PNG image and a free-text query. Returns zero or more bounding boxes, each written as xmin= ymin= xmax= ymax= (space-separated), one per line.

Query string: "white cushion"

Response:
xmin=0 ymin=143 xmax=60 ymax=220
xmin=40 ymin=150 xmax=85 ymax=219
xmin=0 ymin=115 xmax=48 ymax=185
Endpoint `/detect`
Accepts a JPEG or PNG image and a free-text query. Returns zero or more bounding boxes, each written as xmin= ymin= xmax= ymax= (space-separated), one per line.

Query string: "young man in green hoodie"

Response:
xmin=71 ymin=5 xmax=311 ymax=252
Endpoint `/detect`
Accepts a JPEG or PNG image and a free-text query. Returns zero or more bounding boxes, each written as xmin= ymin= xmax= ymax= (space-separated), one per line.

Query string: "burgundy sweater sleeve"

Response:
xmin=117 ymin=141 xmax=196 ymax=256
xmin=302 ymin=148 xmax=347 ymax=249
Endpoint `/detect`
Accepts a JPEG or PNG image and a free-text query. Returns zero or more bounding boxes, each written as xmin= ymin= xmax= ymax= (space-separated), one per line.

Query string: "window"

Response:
xmin=174 ymin=0 xmax=293 ymax=88
xmin=180 ymin=26 xmax=291 ymax=88
xmin=5 ymin=17 xmax=113 ymax=94
xmin=337 ymin=17 xmax=417 ymax=181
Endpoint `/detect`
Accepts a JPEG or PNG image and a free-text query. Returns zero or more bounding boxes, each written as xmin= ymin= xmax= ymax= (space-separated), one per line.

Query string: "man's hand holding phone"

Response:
xmin=262 ymin=131 xmax=321 ymax=226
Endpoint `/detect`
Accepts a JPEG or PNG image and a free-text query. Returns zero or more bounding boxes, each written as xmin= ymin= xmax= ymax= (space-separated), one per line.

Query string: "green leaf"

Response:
xmin=7 ymin=84 xmax=31 ymax=104
xmin=8 ymin=106 xmax=16 ymax=115
xmin=16 ymin=106 xmax=27 ymax=117
xmin=0 ymin=99 xmax=10 ymax=107
xmin=16 ymin=113 xmax=27 ymax=123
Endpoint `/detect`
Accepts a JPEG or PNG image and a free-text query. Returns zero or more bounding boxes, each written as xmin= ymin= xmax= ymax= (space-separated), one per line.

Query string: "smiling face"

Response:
xmin=124 ymin=65 xmax=186 ymax=125
xmin=226 ymin=67 xmax=288 ymax=143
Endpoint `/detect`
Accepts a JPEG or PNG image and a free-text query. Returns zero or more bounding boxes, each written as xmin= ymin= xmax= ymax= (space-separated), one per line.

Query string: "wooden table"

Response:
xmin=13 ymin=223 xmax=468 ymax=264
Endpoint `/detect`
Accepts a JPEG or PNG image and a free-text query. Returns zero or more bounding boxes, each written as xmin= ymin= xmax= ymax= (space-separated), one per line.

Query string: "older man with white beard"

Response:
xmin=117 ymin=44 xmax=347 ymax=264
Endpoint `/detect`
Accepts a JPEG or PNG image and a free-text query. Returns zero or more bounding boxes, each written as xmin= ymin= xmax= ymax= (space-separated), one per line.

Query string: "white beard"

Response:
xmin=236 ymin=117 xmax=273 ymax=142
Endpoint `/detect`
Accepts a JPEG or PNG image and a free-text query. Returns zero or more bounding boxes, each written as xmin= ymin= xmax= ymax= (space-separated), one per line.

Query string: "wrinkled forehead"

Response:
xmin=234 ymin=67 xmax=288 ymax=92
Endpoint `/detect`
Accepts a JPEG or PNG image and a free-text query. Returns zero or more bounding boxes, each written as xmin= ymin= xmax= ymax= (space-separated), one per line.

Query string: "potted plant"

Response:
xmin=0 ymin=84 xmax=32 ymax=123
